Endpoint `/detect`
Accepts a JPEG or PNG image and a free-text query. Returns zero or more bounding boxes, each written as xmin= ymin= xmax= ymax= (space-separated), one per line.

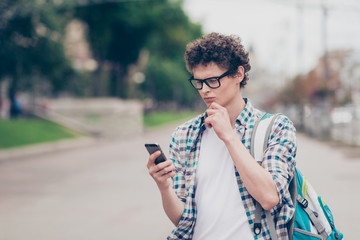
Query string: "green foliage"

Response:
xmin=0 ymin=0 xmax=203 ymax=108
xmin=76 ymin=2 xmax=152 ymax=65
xmin=0 ymin=118 xmax=78 ymax=149
xmin=142 ymin=1 xmax=203 ymax=107
xmin=75 ymin=0 xmax=202 ymax=104
xmin=75 ymin=1 xmax=159 ymax=97
xmin=143 ymin=56 xmax=199 ymax=106
xmin=0 ymin=0 xmax=76 ymax=93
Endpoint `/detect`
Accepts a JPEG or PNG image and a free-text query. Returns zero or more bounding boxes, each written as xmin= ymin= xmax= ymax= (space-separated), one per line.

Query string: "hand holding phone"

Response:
xmin=146 ymin=143 xmax=175 ymax=192
xmin=145 ymin=143 xmax=167 ymax=165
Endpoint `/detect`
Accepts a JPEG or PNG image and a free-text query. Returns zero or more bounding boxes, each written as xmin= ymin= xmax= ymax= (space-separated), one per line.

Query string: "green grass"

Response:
xmin=143 ymin=110 xmax=201 ymax=128
xmin=0 ymin=118 xmax=79 ymax=149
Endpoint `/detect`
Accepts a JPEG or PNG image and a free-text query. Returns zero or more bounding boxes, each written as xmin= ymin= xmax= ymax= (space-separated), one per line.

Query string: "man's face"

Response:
xmin=192 ymin=62 xmax=243 ymax=108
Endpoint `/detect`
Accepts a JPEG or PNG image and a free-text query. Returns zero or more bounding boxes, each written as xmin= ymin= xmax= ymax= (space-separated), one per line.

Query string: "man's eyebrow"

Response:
xmin=192 ymin=75 xmax=220 ymax=80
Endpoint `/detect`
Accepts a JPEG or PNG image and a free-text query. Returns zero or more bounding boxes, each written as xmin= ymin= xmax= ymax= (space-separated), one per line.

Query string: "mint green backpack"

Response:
xmin=251 ymin=113 xmax=343 ymax=240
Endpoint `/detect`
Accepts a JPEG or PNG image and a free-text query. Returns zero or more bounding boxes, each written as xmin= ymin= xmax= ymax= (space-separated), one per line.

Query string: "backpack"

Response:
xmin=251 ymin=113 xmax=343 ymax=240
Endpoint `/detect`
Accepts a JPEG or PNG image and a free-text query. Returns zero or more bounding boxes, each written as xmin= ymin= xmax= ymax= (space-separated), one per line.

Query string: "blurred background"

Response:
xmin=0 ymin=0 xmax=359 ymax=239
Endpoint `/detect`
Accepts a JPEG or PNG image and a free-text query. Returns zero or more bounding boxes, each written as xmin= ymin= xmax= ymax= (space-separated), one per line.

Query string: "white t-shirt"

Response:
xmin=192 ymin=127 xmax=253 ymax=240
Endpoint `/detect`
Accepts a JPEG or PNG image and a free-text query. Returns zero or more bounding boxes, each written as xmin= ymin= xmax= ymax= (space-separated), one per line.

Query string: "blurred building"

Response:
xmin=306 ymin=48 xmax=360 ymax=112
xmin=64 ymin=19 xmax=98 ymax=72
xmin=341 ymin=50 xmax=360 ymax=117
xmin=298 ymin=49 xmax=360 ymax=145
xmin=301 ymin=49 xmax=351 ymax=105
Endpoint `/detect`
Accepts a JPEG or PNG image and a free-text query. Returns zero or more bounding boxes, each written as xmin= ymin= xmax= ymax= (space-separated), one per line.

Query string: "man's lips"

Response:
xmin=204 ymin=97 xmax=215 ymax=102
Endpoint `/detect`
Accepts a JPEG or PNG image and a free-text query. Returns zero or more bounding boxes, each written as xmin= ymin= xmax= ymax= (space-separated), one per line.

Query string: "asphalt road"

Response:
xmin=0 ymin=124 xmax=358 ymax=240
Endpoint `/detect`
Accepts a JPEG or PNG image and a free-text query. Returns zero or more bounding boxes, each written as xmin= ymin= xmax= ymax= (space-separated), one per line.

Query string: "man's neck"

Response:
xmin=227 ymin=96 xmax=246 ymax=127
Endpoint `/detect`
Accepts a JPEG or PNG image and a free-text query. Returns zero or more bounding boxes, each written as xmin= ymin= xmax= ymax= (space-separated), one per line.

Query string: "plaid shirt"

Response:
xmin=167 ymin=99 xmax=297 ymax=240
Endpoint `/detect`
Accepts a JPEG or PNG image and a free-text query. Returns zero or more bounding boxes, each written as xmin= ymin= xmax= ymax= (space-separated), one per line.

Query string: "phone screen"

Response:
xmin=145 ymin=143 xmax=167 ymax=165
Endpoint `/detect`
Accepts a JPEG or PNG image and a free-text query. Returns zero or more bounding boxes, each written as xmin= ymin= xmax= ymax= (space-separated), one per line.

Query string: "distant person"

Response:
xmin=147 ymin=32 xmax=297 ymax=240
xmin=10 ymin=93 xmax=23 ymax=119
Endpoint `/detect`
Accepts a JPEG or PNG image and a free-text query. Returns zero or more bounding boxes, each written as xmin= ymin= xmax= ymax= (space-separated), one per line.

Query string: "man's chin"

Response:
xmin=203 ymin=98 xmax=216 ymax=107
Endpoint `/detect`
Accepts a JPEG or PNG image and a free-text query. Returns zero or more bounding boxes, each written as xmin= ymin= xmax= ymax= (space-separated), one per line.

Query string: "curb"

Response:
xmin=0 ymin=137 xmax=97 ymax=162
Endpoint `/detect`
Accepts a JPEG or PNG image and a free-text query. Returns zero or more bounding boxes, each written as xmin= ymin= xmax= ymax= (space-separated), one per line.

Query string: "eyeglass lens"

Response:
xmin=191 ymin=78 xmax=220 ymax=89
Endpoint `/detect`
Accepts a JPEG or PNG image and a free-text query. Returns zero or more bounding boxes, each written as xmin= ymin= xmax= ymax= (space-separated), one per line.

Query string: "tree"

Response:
xmin=0 ymin=0 xmax=76 ymax=117
xmin=0 ymin=0 xmax=203 ymax=114
xmin=76 ymin=0 xmax=202 ymax=106
xmin=142 ymin=0 xmax=203 ymax=107
xmin=75 ymin=0 xmax=158 ymax=98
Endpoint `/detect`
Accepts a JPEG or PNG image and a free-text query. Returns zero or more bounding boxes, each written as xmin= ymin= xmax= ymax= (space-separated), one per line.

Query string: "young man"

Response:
xmin=147 ymin=33 xmax=297 ymax=240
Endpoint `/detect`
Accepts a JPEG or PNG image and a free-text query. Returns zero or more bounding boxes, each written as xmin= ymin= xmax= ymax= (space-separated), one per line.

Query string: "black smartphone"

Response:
xmin=145 ymin=143 xmax=167 ymax=165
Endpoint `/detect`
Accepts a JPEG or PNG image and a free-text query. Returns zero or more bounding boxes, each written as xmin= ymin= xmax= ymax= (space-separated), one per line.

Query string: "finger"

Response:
xmin=164 ymin=163 xmax=175 ymax=173
xmin=209 ymin=102 xmax=223 ymax=109
xmin=147 ymin=151 xmax=161 ymax=168
xmin=209 ymin=104 xmax=229 ymax=118
xmin=149 ymin=159 xmax=172 ymax=175
xmin=155 ymin=171 xmax=175 ymax=184
xmin=157 ymin=164 xmax=175 ymax=176
xmin=207 ymin=105 xmax=226 ymax=118
xmin=161 ymin=170 xmax=175 ymax=178
xmin=159 ymin=166 xmax=176 ymax=178
xmin=155 ymin=159 xmax=173 ymax=172
xmin=150 ymin=164 xmax=175 ymax=181
xmin=206 ymin=109 xmax=217 ymax=116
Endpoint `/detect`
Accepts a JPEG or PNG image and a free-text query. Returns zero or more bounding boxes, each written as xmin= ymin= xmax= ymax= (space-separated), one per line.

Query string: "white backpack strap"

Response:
xmin=251 ymin=113 xmax=279 ymax=161
xmin=250 ymin=113 xmax=279 ymax=162
xmin=252 ymin=113 xmax=281 ymax=239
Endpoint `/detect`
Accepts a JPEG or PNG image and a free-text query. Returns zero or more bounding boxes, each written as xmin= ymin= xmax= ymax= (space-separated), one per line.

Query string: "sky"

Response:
xmin=183 ymin=0 xmax=360 ymax=77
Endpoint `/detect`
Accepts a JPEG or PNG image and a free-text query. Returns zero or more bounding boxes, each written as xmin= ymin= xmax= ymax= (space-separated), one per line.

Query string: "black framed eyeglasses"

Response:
xmin=188 ymin=69 xmax=234 ymax=90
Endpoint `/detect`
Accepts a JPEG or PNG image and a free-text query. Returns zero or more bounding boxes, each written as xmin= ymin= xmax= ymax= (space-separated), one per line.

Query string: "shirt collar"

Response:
xmin=234 ymin=98 xmax=256 ymax=130
xmin=197 ymin=98 xmax=256 ymax=132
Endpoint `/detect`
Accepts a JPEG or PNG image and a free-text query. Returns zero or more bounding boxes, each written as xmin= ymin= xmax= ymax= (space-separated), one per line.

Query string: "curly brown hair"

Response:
xmin=184 ymin=32 xmax=251 ymax=88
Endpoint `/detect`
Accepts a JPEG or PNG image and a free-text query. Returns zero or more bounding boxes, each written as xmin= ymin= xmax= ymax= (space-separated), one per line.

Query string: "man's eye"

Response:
xmin=207 ymin=79 xmax=218 ymax=84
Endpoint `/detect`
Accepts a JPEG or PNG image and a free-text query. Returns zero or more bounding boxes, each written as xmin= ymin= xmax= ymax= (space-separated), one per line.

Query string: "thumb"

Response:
xmin=148 ymin=151 xmax=161 ymax=167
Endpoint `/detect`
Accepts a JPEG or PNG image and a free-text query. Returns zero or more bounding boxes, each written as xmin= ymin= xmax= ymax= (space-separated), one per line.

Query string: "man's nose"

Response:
xmin=200 ymin=83 xmax=211 ymax=93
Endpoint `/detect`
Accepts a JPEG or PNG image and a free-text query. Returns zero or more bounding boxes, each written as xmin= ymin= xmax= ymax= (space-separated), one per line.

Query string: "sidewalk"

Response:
xmin=295 ymin=133 xmax=360 ymax=239
xmin=0 ymin=136 xmax=97 ymax=162
xmin=0 ymin=125 xmax=357 ymax=239
xmin=0 ymin=124 xmax=177 ymax=240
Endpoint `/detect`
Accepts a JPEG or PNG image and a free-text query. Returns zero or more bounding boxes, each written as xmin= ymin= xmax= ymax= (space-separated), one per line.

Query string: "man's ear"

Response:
xmin=235 ymin=66 xmax=245 ymax=84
